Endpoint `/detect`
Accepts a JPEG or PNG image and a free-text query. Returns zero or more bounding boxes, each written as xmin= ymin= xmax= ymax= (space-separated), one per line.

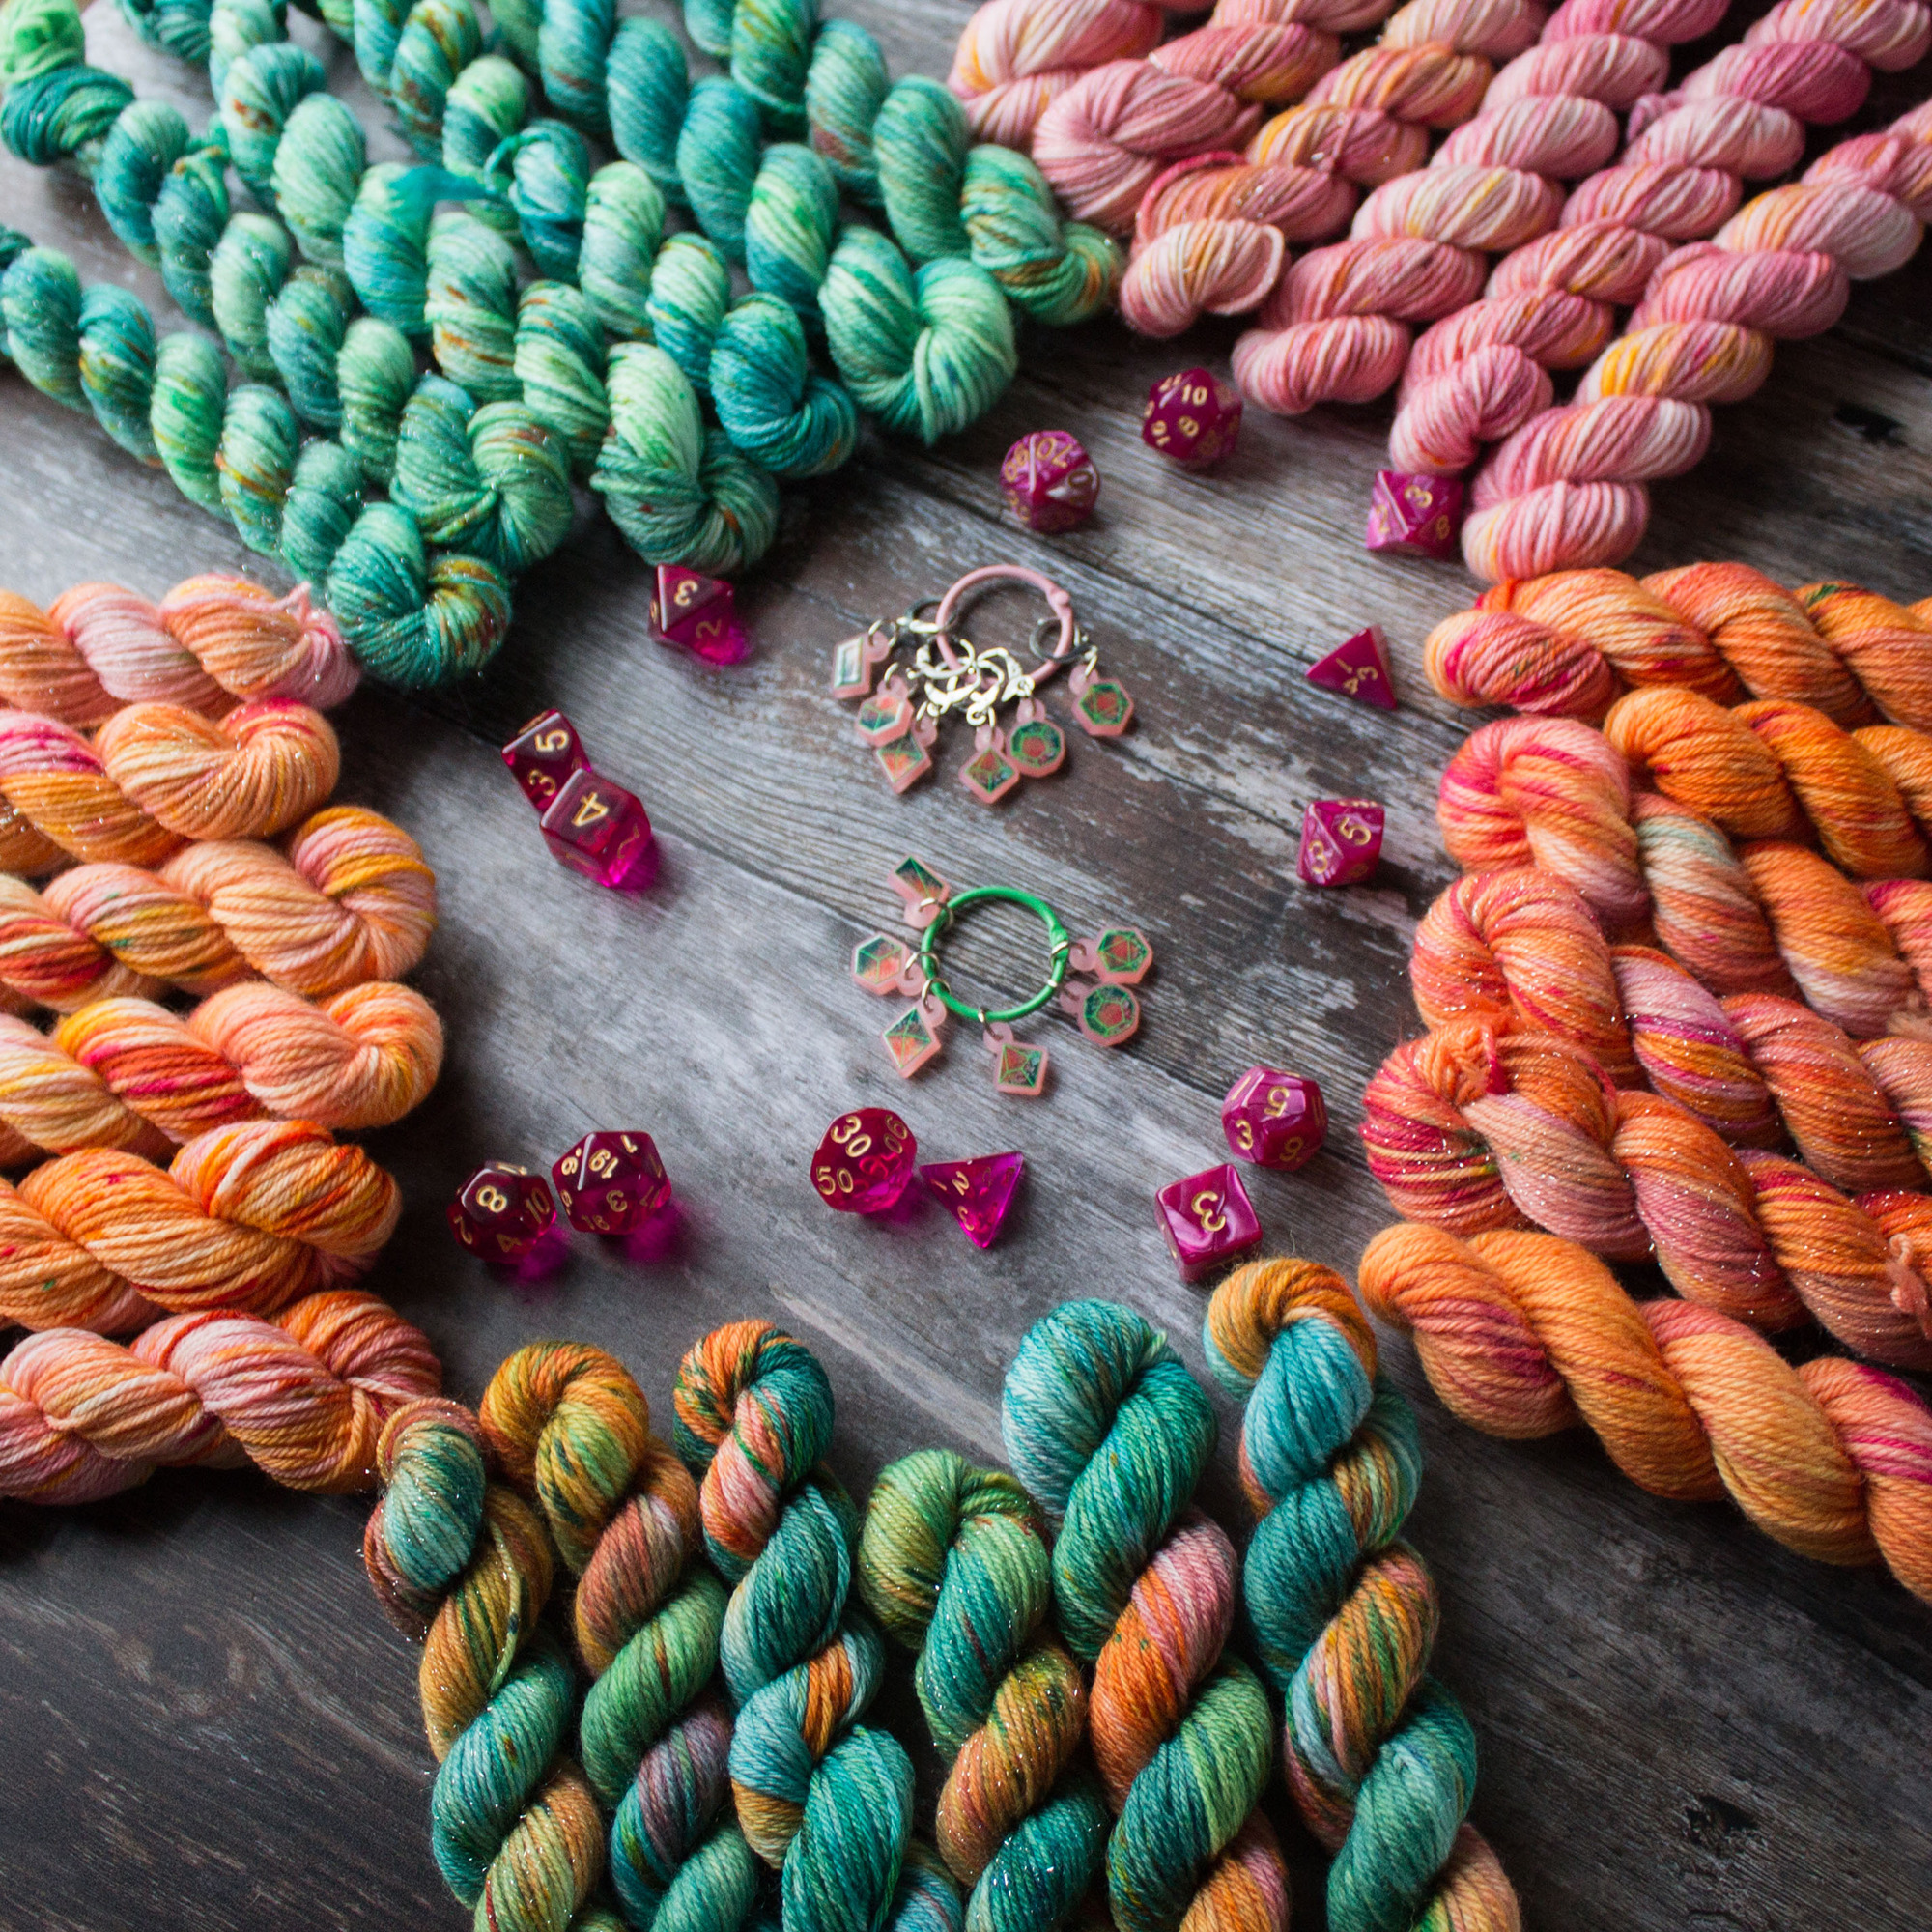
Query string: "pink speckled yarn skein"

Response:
xmin=949 ymin=0 xmax=1180 ymax=148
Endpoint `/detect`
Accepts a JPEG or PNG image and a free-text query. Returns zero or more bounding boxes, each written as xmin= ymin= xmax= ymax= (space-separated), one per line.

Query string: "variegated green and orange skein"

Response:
xmin=858 ymin=1448 xmax=1109 ymax=1932
xmin=364 ymin=1396 xmax=614 ymax=1932
xmin=1205 ymin=1260 xmax=1520 ymax=1932
xmin=1000 ymin=1298 xmax=1288 ymax=1932
xmin=479 ymin=1341 xmax=760 ymax=1932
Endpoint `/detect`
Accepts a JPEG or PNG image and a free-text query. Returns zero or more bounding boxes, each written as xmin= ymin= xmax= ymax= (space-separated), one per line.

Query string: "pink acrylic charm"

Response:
xmin=959 ymin=727 xmax=1022 ymax=806
xmin=1142 ymin=367 xmax=1241 ymax=469
xmin=501 ymin=709 xmax=588 ymax=810
xmin=1071 ymin=929 xmax=1152 ymax=986
xmin=1063 ymin=980 xmax=1142 ymax=1047
xmin=853 ymin=933 xmax=919 ymax=996
xmin=1155 ymin=1163 xmax=1263 ymax=1284
xmin=811 ymin=1108 xmax=918 ymax=1214
xmin=1221 ymin=1067 xmax=1326 ymax=1172
xmin=985 ymin=1023 xmax=1049 ymax=1097
xmin=1366 ymin=470 xmax=1464 ymax=560
xmin=890 ymin=856 xmax=952 ymax=927
xmin=651 ymin=566 xmax=748 ymax=664
xmin=1069 ymin=662 xmax=1133 ymax=738
xmin=831 ymin=620 xmax=900 ymax=699
xmin=1298 ymin=798 xmax=1383 ymax=887
xmin=541 ymin=768 xmax=656 ymax=889
xmin=1007 ymin=700 xmax=1066 ymax=778
xmin=923 ymin=1151 xmax=1025 ymax=1248
xmin=856 ymin=683 xmax=914 ymax=746
xmin=448 ymin=1162 xmax=557 ymax=1262
xmin=1306 ymin=627 xmax=1397 ymax=711
xmin=1002 ymin=431 xmax=1100 ymax=534
xmin=552 ymin=1130 xmax=670 ymax=1235
xmin=882 ymin=994 xmax=948 ymax=1077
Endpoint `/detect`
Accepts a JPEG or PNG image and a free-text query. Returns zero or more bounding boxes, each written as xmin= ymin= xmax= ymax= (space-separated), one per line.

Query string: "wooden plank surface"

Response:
xmin=2 ymin=4 xmax=1930 ymax=1928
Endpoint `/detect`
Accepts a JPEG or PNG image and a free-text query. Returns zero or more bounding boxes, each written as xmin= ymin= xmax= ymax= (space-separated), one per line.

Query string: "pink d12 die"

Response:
xmin=1221 ymin=1067 xmax=1326 ymax=1171
xmin=922 ymin=1151 xmax=1024 ymax=1249
xmin=1298 ymin=798 xmax=1382 ymax=887
xmin=811 ymin=1107 xmax=917 ymax=1214
xmin=1366 ymin=470 xmax=1465 ymax=560
xmin=540 ymin=768 xmax=656 ymax=889
xmin=650 ymin=566 xmax=748 ymax=665
xmin=1305 ymin=627 xmax=1396 ymax=712
xmin=1142 ymin=367 xmax=1240 ymax=469
xmin=1001 ymin=431 xmax=1100 ymax=534
xmin=553 ymin=1130 xmax=670 ymax=1235
xmin=1154 ymin=1163 xmax=1263 ymax=1283
xmin=502 ymin=709 xmax=589 ymax=810
xmin=448 ymin=1161 xmax=557 ymax=1262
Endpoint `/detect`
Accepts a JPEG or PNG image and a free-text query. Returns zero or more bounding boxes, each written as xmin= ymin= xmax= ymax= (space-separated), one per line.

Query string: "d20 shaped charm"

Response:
xmin=651 ymin=565 xmax=748 ymax=664
xmin=1298 ymin=798 xmax=1383 ymax=888
xmin=449 ymin=1161 xmax=556 ymax=1262
xmin=923 ymin=1151 xmax=1025 ymax=1249
xmin=876 ymin=734 xmax=932 ymax=794
xmin=1221 ymin=1066 xmax=1326 ymax=1172
xmin=552 ymin=1130 xmax=671 ymax=1235
xmin=501 ymin=709 xmax=588 ymax=810
xmin=811 ymin=1108 xmax=917 ymax=1214
xmin=541 ymin=768 xmax=655 ymax=889
xmin=1306 ymin=627 xmax=1396 ymax=711
xmin=856 ymin=690 xmax=912 ymax=745
xmin=1155 ymin=1163 xmax=1263 ymax=1284
xmin=1008 ymin=717 xmax=1065 ymax=778
xmin=1073 ymin=677 xmax=1133 ymax=738
xmin=1075 ymin=981 xmax=1141 ymax=1046
xmin=853 ymin=933 xmax=914 ymax=995
xmin=1366 ymin=469 xmax=1464 ymax=561
xmin=1142 ymin=367 xmax=1241 ymax=469
xmin=959 ymin=745 xmax=1021 ymax=806
xmin=1001 ymin=430 xmax=1100 ymax=534
xmin=992 ymin=1038 xmax=1049 ymax=1096
xmin=883 ymin=1003 xmax=944 ymax=1077
xmin=1092 ymin=928 xmax=1152 ymax=985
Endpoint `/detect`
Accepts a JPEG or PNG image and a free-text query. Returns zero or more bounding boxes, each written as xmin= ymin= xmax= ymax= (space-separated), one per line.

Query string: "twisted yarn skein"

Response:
xmin=1359 ymin=1221 xmax=1932 ymax=1600
xmin=1001 ymin=1298 xmax=1289 ymax=1932
xmin=1205 ymin=1259 xmax=1520 ymax=1932
xmin=858 ymin=1448 xmax=1111 ymax=1932
xmin=0 ymin=1287 xmax=438 ymax=1501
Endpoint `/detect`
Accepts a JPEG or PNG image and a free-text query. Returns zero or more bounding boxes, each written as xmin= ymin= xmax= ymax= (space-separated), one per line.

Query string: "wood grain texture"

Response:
xmin=1 ymin=3 xmax=1930 ymax=1929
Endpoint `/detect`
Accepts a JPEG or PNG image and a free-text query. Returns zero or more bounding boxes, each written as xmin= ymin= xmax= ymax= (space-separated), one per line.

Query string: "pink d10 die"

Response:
xmin=502 ymin=709 xmax=589 ymax=810
xmin=923 ymin=1151 xmax=1024 ymax=1249
xmin=1142 ymin=367 xmax=1240 ymax=469
xmin=1366 ymin=470 xmax=1464 ymax=560
xmin=1154 ymin=1163 xmax=1263 ymax=1284
xmin=553 ymin=1130 xmax=670 ymax=1235
xmin=650 ymin=566 xmax=748 ymax=665
xmin=448 ymin=1161 xmax=557 ymax=1262
xmin=540 ymin=768 xmax=655 ymax=889
xmin=1305 ymin=627 xmax=1396 ymax=712
xmin=811 ymin=1107 xmax=917 ymax=1214
xmin=1221 ymin=1067 xmax=1326 ymax=1172
xmin=1001 ymin=431 xmax=1100 ymax=535
xmin=1298 ymin=798 xmax=1383 ymax=888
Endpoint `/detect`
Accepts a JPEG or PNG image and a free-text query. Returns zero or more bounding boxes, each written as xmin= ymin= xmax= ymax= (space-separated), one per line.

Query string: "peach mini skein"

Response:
xmin=0 ymin=1288 xmax=440 ymax=1503
xmin=1359 ymin=1222 xmax=1932 ymax=1600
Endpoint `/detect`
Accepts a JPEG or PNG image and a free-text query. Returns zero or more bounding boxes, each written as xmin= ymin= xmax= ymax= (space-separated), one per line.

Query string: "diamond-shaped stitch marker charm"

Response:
xmin=993 ymin=1039 xmax=1049 ymax=1096
xmin=883 ymin=1005 xmax=943 ymax=1076
xmin=876 ymin=734 xmax=932 ymax=794
xmin=960 ymin=745 xmax=1022 ymax=805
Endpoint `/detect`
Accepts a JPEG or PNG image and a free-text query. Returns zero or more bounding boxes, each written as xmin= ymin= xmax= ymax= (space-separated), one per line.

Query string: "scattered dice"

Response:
xmin=1298 ymin=798 xmax=1382 ymax=888
xmin=1306 ymin=627 xmax=1396 ymax=712
xmin=552 ymin=1130 xmax=671 ymax=1236
xmin=811 ymin=1107 xmax=918 ymax=1214
xmin=922 ymin=1151 xmax=1024 ymax=1248
xmin=1221 ymin=1067 xmax=1326 ymax=1171
xmin=649 ymin=565 xmax=748 ymax=664
xmin=1142 ymin=367 xmax=1241 ymax=469
xmin=448 ymin=1161 xmax=557 ymax=1262
xmin=501 ymin=709 xmax=589 ymax=810
xmin=1366 ymin=469 xmax=1464 ymax=560
xmin=1001 ymin=430 xmax=1100 ymax=534
xmin=1154 ymin=1162 xmax=1263 ymax=1283
xmin=540 ymin=767 xmax=656 ymax=889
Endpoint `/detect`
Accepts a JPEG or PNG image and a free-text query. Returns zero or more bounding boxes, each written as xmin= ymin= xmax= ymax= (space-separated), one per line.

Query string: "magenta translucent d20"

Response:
xmin=1365 ymin=470 xmax=1464 ymax=560
xmin=1298 ymin=798 xmax=1383 ymax=887
xmin=651 ymin=565 xmax=748 ymax=664
xmin=1001 ymin=430 xmax=1100 ymax=534
xmin=1154 ymin=1163 xmax=1263 ymax=1284
xmin=501 ymin=709 xmax=588 ymax=810
xmin=553 ymin=1130 xmax=671 ymax=1235
xmin=811 ymin=1107 xmax=917 ymax=1214
xmin=540 ymin=767 xmax=655 ymax=889
xmin=1142 ymin=367 xmax=1241 ymax=469
xmin=1306 ymin=627 xmax=1396 ymax=712
xmin=1221 ymin=1067 xmax=1326 ymax=1172
xmin=923 ymin=1151 xmax=1024 ymax=1249
xmin=448 ymin=1161 xmax=557 ymax=1261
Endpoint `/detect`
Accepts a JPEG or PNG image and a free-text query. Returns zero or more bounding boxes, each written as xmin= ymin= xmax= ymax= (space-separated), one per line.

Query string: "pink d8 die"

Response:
xmin=1366 ymin=470 xmax=1464 ymax=560
xmin=650 ymin=566 xmax=748 ymax=665
xmin=1298 ymin=798 xmax=1382 ymax=887
xmin=1154 ymin=1163 xmax=1263 ymax=1283
xmin=811 ymin=1107 xmax=917 ymax=1214
xmin=540 ymin=768 xmax=655 ymax=889
xmin=1001 ymin=431 xmax=1099 ymax=534
xmin=502 ymin=710 xmax=588 ymax=810
xmin=553 ymin=1130 xmax=670 ymax=1235
xmin=1221 ymin=1067 xmax=1326 ymax=1172
xmin=449 ymin=1162 xmax=556 ymax=1261
xmin=1142 ymin=367 xmax=1240 ymax=469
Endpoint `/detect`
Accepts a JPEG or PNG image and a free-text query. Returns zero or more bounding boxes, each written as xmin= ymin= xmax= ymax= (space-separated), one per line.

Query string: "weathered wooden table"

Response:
xmin=3 ymin=6 xmax=1929 ymax=1926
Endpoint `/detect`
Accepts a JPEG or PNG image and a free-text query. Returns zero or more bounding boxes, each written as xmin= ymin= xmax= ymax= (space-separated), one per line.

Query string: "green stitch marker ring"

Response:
xmin=920 ymin=885 xmax=1072 ymax=1025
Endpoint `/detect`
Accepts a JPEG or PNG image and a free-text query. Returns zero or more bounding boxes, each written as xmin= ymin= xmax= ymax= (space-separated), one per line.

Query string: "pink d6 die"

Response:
xmin=1154 ymin=1163 xmax=1263 ymax=1283
xmin=540 ymin=768 xmax=655 ymax=889
xmin=1142 ymin=367 xmax=1240 ymax=469
xmin=1366 ymin=470 xmax=1464 ymax=560
xmin=448 ymin=1162 xmax=556 ymax=1262
xmin=650 ymin=566 xmax=748 ymax=665
xmin=553 ymin=1130 xmax=670 ymax=1235
xmin=1298 ymin=798 xmax=1382 ymax=888
xmin=502 ymin=709 xmax=588 ymax=810
xmin=811 ymin=1107 xmax=917 ymax=1214
xmin=1221 ymin=1067 xmax=1326 ymax=1172
xmin=1001 ymin=431 xmax=1099 ymax=534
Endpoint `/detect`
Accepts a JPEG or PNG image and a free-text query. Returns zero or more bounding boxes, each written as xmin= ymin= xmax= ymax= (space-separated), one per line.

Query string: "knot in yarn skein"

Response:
xmin=1206 ymin=1260 xmax=1520 ymax=1932
xmin=858 ymin=1447 xmax=1109 ymax=1932
xmin=1001 ymin=1298 xmax=1288 ymax=1932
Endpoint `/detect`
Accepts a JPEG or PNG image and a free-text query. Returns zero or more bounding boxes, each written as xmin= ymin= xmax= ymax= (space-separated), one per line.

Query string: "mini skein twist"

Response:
xmin=0 ymin=1287 xmax=438 ymax=1501
xmin=1359 ymin=1221 xmax=1932 ymax=1600
xmin=1205 ymin=1259 xmax=1520 ymax=1932
xmin=858 ymin=1448 xmax=1111 ymax=1932
xmin=1001 ymin=1298 xmax=1289 ymax=1932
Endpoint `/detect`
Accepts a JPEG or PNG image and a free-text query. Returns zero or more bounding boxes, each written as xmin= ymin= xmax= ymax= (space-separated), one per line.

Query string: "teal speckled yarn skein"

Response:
xmin=858 ymin=1449 xmax=1111 ymax=1932
xmin=1204 ymin=1262 xmax=1521 ymax=1932
xmin=1002 ymin=1300 xmax=1291 ymax=1932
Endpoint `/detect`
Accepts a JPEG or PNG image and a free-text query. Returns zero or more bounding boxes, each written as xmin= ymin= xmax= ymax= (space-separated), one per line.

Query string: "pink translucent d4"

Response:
xmin=1001 ymin=431 xmax=1100 ymax=534
xmin=1366 ymin=470 xmax=1464 ymax=560
xmin=650 ymin=566 xmax=748 ymax=664
xmin=502 ymin=709 xmax=588 ymax=810
xmin=1222 ymin=1067 xmax=1326 ymax=1171
xmin=922 ymin=1151 xmax=1024 ymax=1248
xmin=448 ymin=1162 xmax=556 ymax=1261
xmin=1142 ymin=367 xmax=1241 ymax=469
xmin=811 ymin=1108 xmax=918 ymax=1214
xmin=541 ymin=768 xmax=655 ymax=889
xmin=1306 ymin=628 xmax=1396 ymax=712
xmin=1154 ymin=1163 xmax=1263 ymax=1283
xmin=1298 ymin=798 xmax=1383 ymax=887
xmin=552 ymin=1130 xmax=670 ymax=1235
